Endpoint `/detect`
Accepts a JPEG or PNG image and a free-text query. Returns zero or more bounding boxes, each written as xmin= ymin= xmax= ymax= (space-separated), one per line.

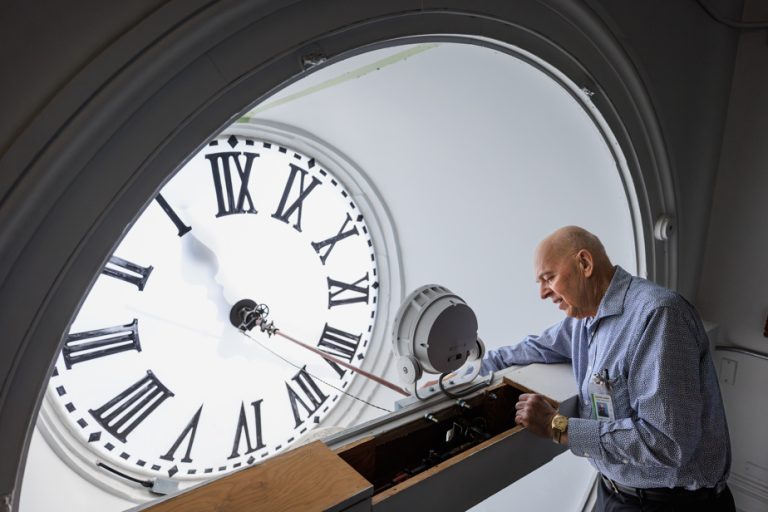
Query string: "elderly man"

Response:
xmin=483 ymin=226 xmax=734 ymax=511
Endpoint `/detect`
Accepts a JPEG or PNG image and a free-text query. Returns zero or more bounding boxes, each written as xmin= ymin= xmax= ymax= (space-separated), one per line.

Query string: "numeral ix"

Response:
xmin=317 ymin=324 xmax=362 ymax=378
xmin=327 ymin=273 xmax=370 ymax=308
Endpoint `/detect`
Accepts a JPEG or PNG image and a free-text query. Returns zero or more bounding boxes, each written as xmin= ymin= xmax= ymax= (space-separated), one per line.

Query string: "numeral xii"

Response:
xmin=207 ymin=150 xmax=259 ymax=216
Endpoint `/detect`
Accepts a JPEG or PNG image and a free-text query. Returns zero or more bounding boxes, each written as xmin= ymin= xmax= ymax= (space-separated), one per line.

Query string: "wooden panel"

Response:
xmin=144 ymin=441 xmax=372 ymax=512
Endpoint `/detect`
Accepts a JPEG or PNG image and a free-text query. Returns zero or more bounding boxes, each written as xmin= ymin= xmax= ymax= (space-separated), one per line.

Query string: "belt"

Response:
xmin=600 ymin=475 xmax=725 ymax=503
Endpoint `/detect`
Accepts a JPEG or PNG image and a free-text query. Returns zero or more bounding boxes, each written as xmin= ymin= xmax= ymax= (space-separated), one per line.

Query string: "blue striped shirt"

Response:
xmin=482 ymin=266 xmax=731 ymax=489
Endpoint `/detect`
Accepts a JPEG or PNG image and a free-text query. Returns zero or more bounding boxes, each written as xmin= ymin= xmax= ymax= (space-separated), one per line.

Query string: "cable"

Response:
xmin=97 ymin=462 xmax=152 ymax=487
xmin=695 ymin=0 xmax=768 ymax=29
xmin=438 ymin=371 xmax=495 ymax=399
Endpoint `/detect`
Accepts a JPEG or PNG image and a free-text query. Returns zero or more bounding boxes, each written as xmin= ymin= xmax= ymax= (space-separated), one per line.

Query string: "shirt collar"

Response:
xmin=592 ymin=265 xmax=631 ymax=322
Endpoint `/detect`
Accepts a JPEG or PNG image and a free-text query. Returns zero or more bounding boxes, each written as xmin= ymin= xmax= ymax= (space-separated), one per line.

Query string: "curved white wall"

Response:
xmin=252 ymin=41 xmax=636 ymax=348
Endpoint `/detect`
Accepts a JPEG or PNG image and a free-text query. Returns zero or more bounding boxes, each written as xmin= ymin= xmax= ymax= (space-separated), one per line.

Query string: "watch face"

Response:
xmin=45 ymin=132 xmax=380 ymax=480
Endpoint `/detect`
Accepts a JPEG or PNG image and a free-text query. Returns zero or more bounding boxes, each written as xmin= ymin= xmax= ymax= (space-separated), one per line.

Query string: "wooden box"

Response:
xmin=143 ymin=365 xmax=577 ymax=511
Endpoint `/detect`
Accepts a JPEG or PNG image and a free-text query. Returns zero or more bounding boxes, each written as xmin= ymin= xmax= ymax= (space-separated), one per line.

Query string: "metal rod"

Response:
xmin=274 ymin=330 xmax=411 ymax=396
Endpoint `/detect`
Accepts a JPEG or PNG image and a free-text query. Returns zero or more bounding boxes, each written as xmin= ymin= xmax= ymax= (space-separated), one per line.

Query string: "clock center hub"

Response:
xmin=229 ymin=298 xmax=274 ymax=334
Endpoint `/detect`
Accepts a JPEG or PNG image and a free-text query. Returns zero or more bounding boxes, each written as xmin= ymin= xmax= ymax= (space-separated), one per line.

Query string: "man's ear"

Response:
xmin=576 ymin=249 xmax=594 ymax=277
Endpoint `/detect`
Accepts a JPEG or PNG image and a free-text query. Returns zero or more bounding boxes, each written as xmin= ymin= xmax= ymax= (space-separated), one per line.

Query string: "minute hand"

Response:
xmin=253 ymin=324 xmax=411 ymax=397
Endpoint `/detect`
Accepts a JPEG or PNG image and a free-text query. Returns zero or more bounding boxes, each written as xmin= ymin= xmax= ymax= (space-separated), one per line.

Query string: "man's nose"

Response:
xmin=540 ymin=283 xmax=552 ymax=300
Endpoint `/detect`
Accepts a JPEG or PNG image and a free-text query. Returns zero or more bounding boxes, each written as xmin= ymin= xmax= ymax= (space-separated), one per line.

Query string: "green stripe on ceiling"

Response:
xmin=239 ymin=43 xmax=438 ymax=121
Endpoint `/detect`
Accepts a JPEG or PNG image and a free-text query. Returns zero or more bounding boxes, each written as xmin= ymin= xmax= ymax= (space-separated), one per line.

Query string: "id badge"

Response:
xmin=588 ymin=372 xmax=615 ymax=421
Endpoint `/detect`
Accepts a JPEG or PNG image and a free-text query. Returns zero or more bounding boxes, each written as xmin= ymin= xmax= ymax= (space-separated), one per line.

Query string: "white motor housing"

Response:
xmin=392 ymin=284 xmax=482 ymax=385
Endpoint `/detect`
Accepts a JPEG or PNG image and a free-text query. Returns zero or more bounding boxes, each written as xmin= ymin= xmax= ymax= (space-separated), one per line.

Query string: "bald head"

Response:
xmin=538 ymin=226 xmax=612 ymax=270
xmin=535 ymin=226 xmax=615 ymax=318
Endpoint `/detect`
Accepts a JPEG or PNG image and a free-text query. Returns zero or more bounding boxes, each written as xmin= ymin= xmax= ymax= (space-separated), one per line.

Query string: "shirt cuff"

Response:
xmin=568 ymin=417 xmax=601 ymax=459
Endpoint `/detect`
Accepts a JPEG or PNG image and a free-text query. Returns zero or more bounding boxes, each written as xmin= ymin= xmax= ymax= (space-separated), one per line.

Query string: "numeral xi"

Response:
xmin=271 ymin=164 xmax=321 ymax=232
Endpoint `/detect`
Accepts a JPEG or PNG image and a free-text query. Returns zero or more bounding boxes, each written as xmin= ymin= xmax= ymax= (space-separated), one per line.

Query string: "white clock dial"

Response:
xmin=46 ymin=133 xmax=379 ymax=480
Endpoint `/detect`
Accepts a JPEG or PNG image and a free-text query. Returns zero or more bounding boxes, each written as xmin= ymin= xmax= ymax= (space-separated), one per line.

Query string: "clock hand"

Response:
xmin=243 ymin=330 xmax=394 ymax=414
xmin=232 ymin=302 xmax=411 ymax=397
xmin=274 ymin=329 xmax=411 ymax=397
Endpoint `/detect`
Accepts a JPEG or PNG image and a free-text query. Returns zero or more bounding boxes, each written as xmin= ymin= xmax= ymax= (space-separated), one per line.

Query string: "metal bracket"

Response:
xmin=299 ymin=43 xmax=327 ymax=71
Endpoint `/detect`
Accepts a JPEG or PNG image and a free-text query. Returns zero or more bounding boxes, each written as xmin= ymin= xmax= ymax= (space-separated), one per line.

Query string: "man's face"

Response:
xmin=535 ymin=244 xmax=593 ymax=319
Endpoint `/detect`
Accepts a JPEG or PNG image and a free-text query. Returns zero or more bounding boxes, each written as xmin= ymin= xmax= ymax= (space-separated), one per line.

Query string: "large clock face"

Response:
xmin=45 ymin=132 xmax=380 ymax=480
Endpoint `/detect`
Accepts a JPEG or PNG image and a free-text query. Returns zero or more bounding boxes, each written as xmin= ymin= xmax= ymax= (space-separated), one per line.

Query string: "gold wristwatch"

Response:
xmin=551 ymin=413 xmax=568 ymax=444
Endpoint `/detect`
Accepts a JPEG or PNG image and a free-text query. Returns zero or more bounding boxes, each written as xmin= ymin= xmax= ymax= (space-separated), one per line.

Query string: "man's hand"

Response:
xmin=514 ymin=393 xmax=558 ymax=438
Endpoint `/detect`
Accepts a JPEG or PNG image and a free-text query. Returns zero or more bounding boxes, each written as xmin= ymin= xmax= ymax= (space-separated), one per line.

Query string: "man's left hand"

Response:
xmin=515 ymin=393 xmax=557 ymax=438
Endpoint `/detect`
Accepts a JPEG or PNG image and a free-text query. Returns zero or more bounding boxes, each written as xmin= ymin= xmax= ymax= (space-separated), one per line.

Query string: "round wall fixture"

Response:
xmin=392 ymin=285 xmax=484 ymax=389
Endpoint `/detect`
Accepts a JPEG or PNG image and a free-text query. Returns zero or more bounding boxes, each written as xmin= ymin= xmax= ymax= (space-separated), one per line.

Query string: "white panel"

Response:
xmin=714 ymin=349 xmax=768 ymax=511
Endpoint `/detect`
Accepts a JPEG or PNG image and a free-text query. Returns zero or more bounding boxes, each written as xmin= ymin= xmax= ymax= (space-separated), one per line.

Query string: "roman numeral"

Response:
xmin=317 ymin=324 xmax=362 ymax=378
xmin=228 ymin=400 xmax=266 ymax=459
xmin=286 ymin=367 xmax=328 ymax=428
xmin=63 ymin=319 xmax=141 ymax=369
xmin=101 ymin=256 xmax=153 ymax=290
xmin=327 ymin=274 xmax=370 ymax=308
xmin=89 ymin=370 xmax=174 ymax=443
xmin=271 ymin=164 xmax=321 ymax=232
xmin=311 ymin=213 xmax=360 ymax=265
xmin=155 ymin=194 xmax=191 ymax=237
xmin=206 ymin=151 xmax=259 ymax=217
xmin=160 ymin=405 xmax=203 ymax=463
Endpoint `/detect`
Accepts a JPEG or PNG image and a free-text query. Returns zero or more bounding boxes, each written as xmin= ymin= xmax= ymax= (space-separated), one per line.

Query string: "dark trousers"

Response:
xmin=597 ymin=477 xmax=736 ymax=512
